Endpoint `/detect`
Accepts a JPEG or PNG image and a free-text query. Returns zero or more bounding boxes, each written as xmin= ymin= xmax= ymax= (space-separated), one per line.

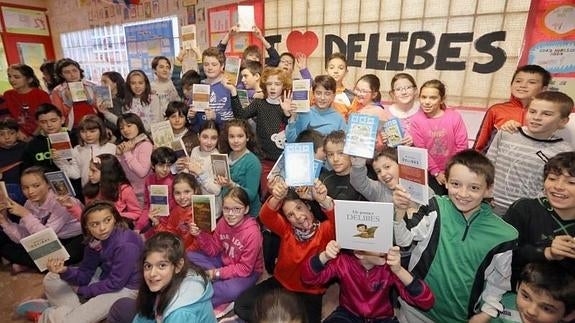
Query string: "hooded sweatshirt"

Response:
xmin=197 ymin=216 xmax=264 ymax=280
xmin=133 ymin=272 xmax=216 ymax=323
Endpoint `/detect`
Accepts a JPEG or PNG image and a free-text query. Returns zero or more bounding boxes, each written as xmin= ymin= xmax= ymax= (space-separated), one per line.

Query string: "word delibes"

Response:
xmin=267 ymin=31 xmax=507 ymax=74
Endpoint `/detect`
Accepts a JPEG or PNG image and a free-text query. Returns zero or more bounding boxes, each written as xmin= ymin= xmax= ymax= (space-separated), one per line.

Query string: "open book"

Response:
xmin=20 ymin=228 xmax=70 ymax=272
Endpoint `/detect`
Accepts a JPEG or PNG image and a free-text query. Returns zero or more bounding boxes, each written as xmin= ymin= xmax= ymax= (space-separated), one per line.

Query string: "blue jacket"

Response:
xmin=132 ymin=272 xmax=216 ymax=323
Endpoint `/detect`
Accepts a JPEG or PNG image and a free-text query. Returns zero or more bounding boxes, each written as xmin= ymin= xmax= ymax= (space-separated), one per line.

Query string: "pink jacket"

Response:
xmin=197 ymin=217 xmax=264 ymax=280
xmin=301 ymin=252 xmax=435 ymax=319
xmin=69 ymin=184 xmax=144 ymax=224
xmin=410 ymin=108 xmax=468 ymax=175
xmin=118 ymin=140 xmax=153 ymax=198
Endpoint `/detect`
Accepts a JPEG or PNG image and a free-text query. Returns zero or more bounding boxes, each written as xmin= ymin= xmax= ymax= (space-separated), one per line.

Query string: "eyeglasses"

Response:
xmin=222 ymin=207 xmax=244 ymax=215
xmin=393 ymin=86 xmax=415 ymax=93
xmin=354 ymin=88 xmax=372 ymax=95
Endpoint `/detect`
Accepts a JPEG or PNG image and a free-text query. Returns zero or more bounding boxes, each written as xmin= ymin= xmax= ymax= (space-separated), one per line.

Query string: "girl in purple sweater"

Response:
xmin=188 ymin=187 xmax=264 ymax=318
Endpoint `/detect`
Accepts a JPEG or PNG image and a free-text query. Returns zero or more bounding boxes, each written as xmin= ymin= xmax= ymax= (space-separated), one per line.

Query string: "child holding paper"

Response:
xmin=165 ymin=101 xmax=199 ymax=154
xmin=0 ymin=118 xmax=26 ymax=203
xmin=301 ymin=240 xmax=434 ymax=322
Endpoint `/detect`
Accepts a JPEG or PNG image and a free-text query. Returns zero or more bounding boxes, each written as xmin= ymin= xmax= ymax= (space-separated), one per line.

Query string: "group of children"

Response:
xmin=0 ymin=23 xmax=574 ymax=323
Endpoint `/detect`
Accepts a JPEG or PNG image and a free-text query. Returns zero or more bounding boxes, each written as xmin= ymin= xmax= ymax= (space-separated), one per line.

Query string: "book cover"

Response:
xmin=150 ymin=120 xmax=175 ymax=148
xmin=48 ymin=132 xmax=73 ymax=160
xmin=266 ymin=152 xmax=285 ymax=181
xmin=313 ymin=159 xmax=324 ymax=179
xmin=237 ymin=5 xmax=255 ymax=32
xmin=237 ymin=89 xmax=250 ymax=108
xmin=20 ymin=228 xmax=71 ymax=272
xmin=171 ymin=138 xmax=189 ymax=159
xmin=343 ymin=113 xmax=379 ymax=158
xmin=68 ymin=81 xmax=88 ymax=102
xmin=181 ymin=24 xmax=197 ymax=49
xmin=334 ymin=200 xmax=394 ymax=253
xmin=192 ymin=84 xmax=210 ymax=112
xmin=398 ymin=146 xmax=429 ymax=205
xmin=149 ymin=185 xmax=169 ymax=216
xmin=292 ymin=79 xmax=311 ymax=113
xmin=94 ymin=85 xmax=113 ymax=109
xmin=0 ymin=181 xmax=8 ymax=203
xmin=211 ymin=154 xmax=230 ymax=180
xmin=224 ymin=56 xmax=241 ymax=86
xmin=45 ymin=171 xmax=76 ymax=196
xmin=381 ymin=118 xmax=404 ymax=147
xmin=284 ymin=143 xmax=314 ymax=187
xmin=192 ymin=195 xmax=216 ymax=232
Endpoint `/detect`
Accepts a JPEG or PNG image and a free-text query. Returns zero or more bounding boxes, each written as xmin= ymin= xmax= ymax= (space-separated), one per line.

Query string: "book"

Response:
xmin=266 ymin=152 xmax=285 ymax=181
xmin=284 ymin=143 xmax=314 ymax=187
xmin=171 ymin=138 xmax=189 ymax=159
xmin=224 ymin=56 xmax=242 ymax=86
xmin=48 ymin=132 xmax=73 ymax=160
xmin=381 ymin=118 xmax=404 ymax=147
xmin=192 ymin=84 xmax=210 ymax=112
xmin=398 ymin=146 xmax=429 ymax=205
xmin=237 ymin=89 xmax=250 ymax=108
xmin=211 ymin=154 xmax=230 ymax=180
xmin=334 ymin=200 xmax=394 ymax=253
xmin=192 ymin=195 xmax=216 ymax=232
xmin=68 ymin=81 xmax=88 ymax=102
xmin=94 ymin=85 xmax=113 ymax=109
xmin=343 ymin=113 xmax=379 ymax=158
xmin=150 ymin=120 xmax=175 ymax=148
xmin=181 ymin=24 xmax=197 ymax=49
xmin=45 ymin=171 xmax=76 ymax=196
xmin=0 ymin=181 xmax=8 ymax=204
xmin=149 ymin=185 xmax=169 ymax=216
xmin=292 ymin=79 xmax=311 ymax=113
xmin=237 ymin=5 xmax=255 ymax=32
xmin=313 ymin=159 xmax=324 ymax=179
xmin=20 ymin=228 xmax=70 ymax=272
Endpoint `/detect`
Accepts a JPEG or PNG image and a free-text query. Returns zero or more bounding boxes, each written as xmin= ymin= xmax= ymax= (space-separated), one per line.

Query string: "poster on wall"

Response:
xmin=124 ymin=20 xmax=176 ymax=77
xmin=17 ymin=42 xmax=47 ymax=84
xmin=0 ymin=40 xmax=9 ymax=93
xmin=1 ymin=7 xmax=49 ymax=36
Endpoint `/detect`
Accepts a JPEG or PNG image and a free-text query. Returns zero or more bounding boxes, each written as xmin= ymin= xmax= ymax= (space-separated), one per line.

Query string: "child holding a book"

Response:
xmin=0 ymin=118 xmax=26 ymax=203
xmin=150 ymin=56 xmax=180 ymax=111
xmin=234 ymin=178 xmax=334 ymax=323
xmin=97 ymin=71 xmax=126 ymax=136
xmin=0 ymin=166 xmax=83 ymax=274
xmin=410 ymin=79 xmax=468 ymax=195
xmin=325 ymin=52 xmax=354 ymax=120
xmin=218 ymin=25 xmax=281 ymax=68
xmin=240 ymin=60 xmax=264 ymax=101
xmin=386 ymin=72 xmax=420 ymax=146
xmin=123 ymin=70 xmax=163 ymax=131
xmin=301 ymin=241 xmax=434 ymax=322
xmin=216 ymin=119 xmax=262 ymax=217
xmin=286 ymin=74 xmax=346 ymax=142
xmin=53 ymin=115 xmax=117 ymax=186
xmin=188 ymin=187 xmax=264 ymax=318
xmin=116 ymin=113 xmax=153 ymax=205
xmin=18 ymin=201 xmax=143 ymax=322
xmin=393 ymin=150 xmax=518 ymax=322
xmin=349 ymin=74 xmax=390 ymax=122
xmin=148 ymin=173 xmax=202 ymax=252
xmin=165 ymin=101 xmax=199 ymax=155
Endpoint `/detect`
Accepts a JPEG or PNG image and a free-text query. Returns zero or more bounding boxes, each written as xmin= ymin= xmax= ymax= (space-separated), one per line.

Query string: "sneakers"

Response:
xmin=214 ymin=302 xmax=235 ymax=319
xmin=16 ymin=299 xmax=49 ymax=322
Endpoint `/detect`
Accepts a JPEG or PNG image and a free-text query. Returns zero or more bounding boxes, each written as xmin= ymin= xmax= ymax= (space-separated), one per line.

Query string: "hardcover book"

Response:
xmin=20 ymin=228 xmax=70 ymax=272
xmin=211 ymin=154 xmax=230 ymax=180
xmin=192 ymin=195 xmax=216 ymax=232
xmin=149 ymin=185 xmax=169 ymax=216
xmin=171 ymin=138 xmax=189 ymax=159
xmin=334 ymin=200 xmax=394 ymax=253
xmin=45 ymin=171 xmax=76 ymax=196
xmin=181 ymin=24 xmax=197 ymax=49
xmin=343 ymin=113 xmax=379 ymax=158
xmin=284 ymin=143 xmax=314 ymax=187
xmin=192 ymin=84 xmax=210 ymax=112
xmin=292 ymin=79 xmax=311 ymax=113
xmin=398 ymin=146 xmax=429 ymax=205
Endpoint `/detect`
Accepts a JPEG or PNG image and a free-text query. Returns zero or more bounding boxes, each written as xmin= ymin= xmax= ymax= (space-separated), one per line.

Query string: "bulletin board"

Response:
xmin=207 ymin=0 xmax=264 ymax=58
xmin=124 ymin=20 xmax=176 ymax=77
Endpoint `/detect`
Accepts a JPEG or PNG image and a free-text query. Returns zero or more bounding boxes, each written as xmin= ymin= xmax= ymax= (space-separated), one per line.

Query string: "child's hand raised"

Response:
xmin=186 ymin=158 xmax=203 ymax=175
xmin=6 ymin=199 xmax=29 ymax=218
xmin=270 ymin=177 xmax=288 ymax=201
xmin=350 ymin=156 xmax=367 ymax=167
xmin=222 ymin=77 xmax=237 ymax=95
xmin=386 ymin=246 xmax=402 ymax=272
xmin=189 ymin=222 xmax=201 ymax=236
xmin=322 ymin=240 xmax=340 ymax=262
xmin=280 ymin=90 xmax=295 ymax=117
xmin=311 ymin=179 xmax=331 ymax=208
xmin=252 ymin=26 xmax=264 ymax=40
xmin=295 ymin=52 xmax=307 ymax=69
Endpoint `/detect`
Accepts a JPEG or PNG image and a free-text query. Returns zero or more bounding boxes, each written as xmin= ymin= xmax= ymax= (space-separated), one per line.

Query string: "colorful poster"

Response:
xmin=124 ymin=21 xmax=176 ymax=77
xmin=0 ymin=39 xmax=10 ymax=93
xmin=1 ymin=7 xmax=49 ymax=36
xmin=16 ymin=43 xmax=47 ymax=83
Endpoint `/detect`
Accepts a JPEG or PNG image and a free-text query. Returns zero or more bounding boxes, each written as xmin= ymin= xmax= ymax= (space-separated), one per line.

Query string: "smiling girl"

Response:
xmin=387 ymin=73 xmax=420 ymax=146
xmin=349 ymin=74 xmax=391 ymax=122
xmin=124 ymin=70 xmax=163 ymax=131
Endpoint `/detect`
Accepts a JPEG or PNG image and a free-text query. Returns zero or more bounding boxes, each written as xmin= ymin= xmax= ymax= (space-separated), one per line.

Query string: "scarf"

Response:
xmin=293 ymin=220 xmax=320 ymax=242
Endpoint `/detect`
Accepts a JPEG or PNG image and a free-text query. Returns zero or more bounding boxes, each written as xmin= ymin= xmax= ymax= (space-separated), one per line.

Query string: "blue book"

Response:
xmin=284 ymin=143 xmax=315 ymax=187
xmin=343 ymin=113 xmax=379 ymax=158
xmin=382 ymin=118 xmax=404 ymax=147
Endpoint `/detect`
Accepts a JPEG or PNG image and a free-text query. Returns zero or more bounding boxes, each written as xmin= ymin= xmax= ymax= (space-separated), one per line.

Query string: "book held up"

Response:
xmin=68 ymin=81 xmax=88 ymax=102
xmin=211 ymin=154 xmax=230 ymax=180
xmin=48 ymin=132 xmax=73 ymax=160
xmin=20 ymin=228 xmax=71 ymax=272
xmin=94 ymin=85 xmax=113 ymax=109
xmin=150 ymin=120 xmax=175 ymax=148
xmin=192 ymin=195 xmax=216 ymax=232
xmin=398 ymin=146 xmax=429 ymax=205
xmin=224 ymin=56 xmax=242 ymax=86
xmin=45 ymin=171 xmax=76 ymax=196
xmin=192 ymin=84 xmax=210 ymax=112
xmin=284 ymin=143 xmax=315 ymax=187
xmin=181 ymin=24 xmax=197 ymax=49
xmin=149 ymin=185 xmax=169 ymax=216
xmin=343 ymin=113 xmax=379 ymax=159
xmin=381 ymin=118 xmax=404 ymax=147
xmin=292 ymin=79 xmax=311 ymax=113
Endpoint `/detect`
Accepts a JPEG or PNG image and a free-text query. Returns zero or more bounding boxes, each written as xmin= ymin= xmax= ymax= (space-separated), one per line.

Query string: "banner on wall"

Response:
xmin=124 ymin=20 xmax=175 ymax=77
xmin=519 ymin=0 xmax=575 ymax=99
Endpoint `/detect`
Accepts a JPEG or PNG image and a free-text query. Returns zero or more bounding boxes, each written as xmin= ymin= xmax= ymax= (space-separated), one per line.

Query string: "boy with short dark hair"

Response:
xmin=150 ymin=55 xmax=180 ymax=109
xmin=474 ymin=64 xmax=551 ymax=153
xmin=394 ymin=149 xmax=518 ymax=322
xmin=487 ymin=91 xmax=572 ymax=215
xmin=0 ymin=118 xmax=26 ymax=203
xmin=240 ymin=60 xmax=263 ymax=100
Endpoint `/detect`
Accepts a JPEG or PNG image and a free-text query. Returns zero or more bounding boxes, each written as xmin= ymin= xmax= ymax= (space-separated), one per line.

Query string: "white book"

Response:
xmin=68 ymin=81 xmax=88 ymax=102
xmin=224 ymin=56 xmax=242 ymax=86
xmin=171 ymin=138 xmax=189 ymax=159
xmin=237 ymin=5 xmax=255 ymax=32
xmin=284 ymin=143 xmax=314 ymax=187
xmin=149 ymin=185 xmax=169 ymax=216
xmin=398 ymin=146 xmax=429 ymax=205
xmin=150 ymin=120 xmax=175 ymax=148
xmin=211 ymin=153 xmax=230 ymax=180
xmin=94 ymin=85 xmax=113 ymax=109
xmin=20 ymin=228 xmax=70 ymax=272
xmin=334 ymin=200 xmax=394 ymax=253
xmin=266 ymin=152 xmax=285 ymax=181
xmin=192 ymin=84 xmax=210 ymax=112
xmin=292 ymin=79 xmax=311 ymax=113
xmin=192 ymin=195 xmax=216 ymax=232
xmin=343 ymin=113 xmax=379 ymax=158
xmin=181 ymin=24 xmax=197 ymax=49
xmin=45 ymin=170 xmax=76 ymax=197
xmin=237 ymin=89 xmax=250 ymax=108
xmin=48 ymin=132 xmax=73 ymax=160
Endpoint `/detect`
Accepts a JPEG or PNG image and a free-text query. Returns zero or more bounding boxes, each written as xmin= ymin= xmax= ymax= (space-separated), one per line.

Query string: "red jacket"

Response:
xmin=3 ymin=88 xmax=51 ymax=136
xmin=473 ymin=96 xmax=526 ymax=153
xmin=155 ymin=204 xmax=199 ymax=251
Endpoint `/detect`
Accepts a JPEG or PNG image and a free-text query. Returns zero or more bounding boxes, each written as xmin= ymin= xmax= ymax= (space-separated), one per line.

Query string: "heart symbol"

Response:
xmin=544 ymin=5 xmax=575 ymax=35
xmin=286 ymin=31 xmax=319 ymax=57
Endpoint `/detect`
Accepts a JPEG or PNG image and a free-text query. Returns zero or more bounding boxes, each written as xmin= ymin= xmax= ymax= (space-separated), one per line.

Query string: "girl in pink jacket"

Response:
xmin=188 ymin=187 xmax=264 ymax=318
